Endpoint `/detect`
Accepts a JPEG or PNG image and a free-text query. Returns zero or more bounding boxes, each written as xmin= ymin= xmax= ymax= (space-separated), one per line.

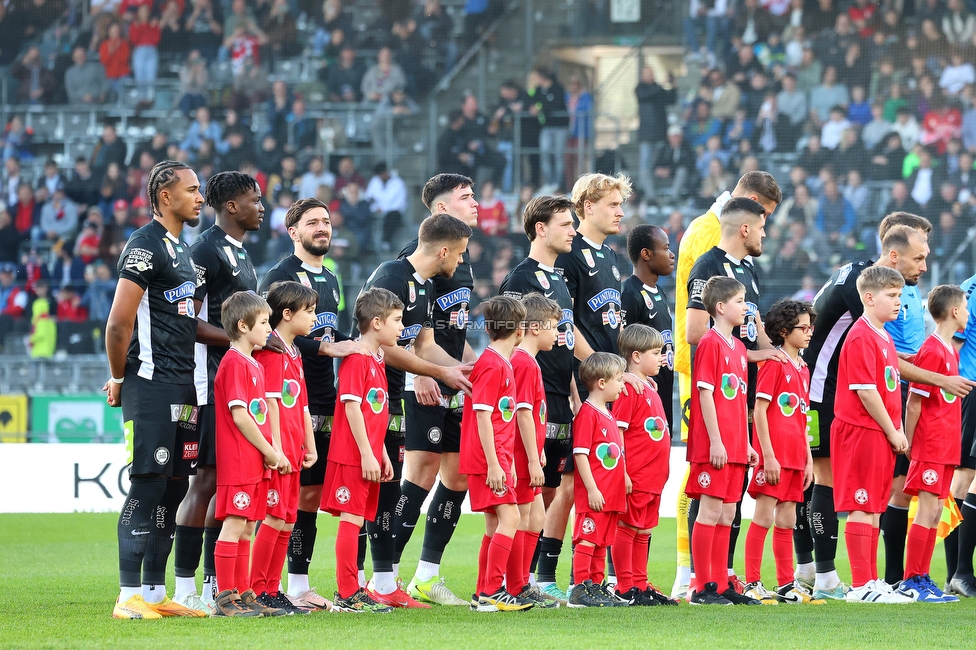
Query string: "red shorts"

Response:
xmin=266 ymin=471 xmax=300 ymax=523
xmin=573 ymin=510 xmax=619 ymax=547
xmin=685 ymin=462 xmax=747 ymax=503
xmin=904 ymin=460 xmax=954 ymax=499
xmin=320 ymin=461 xmax=380 ymax=520
xmin=216 ymin=479 xmax=270 ymax=522
xmin=831 ymin=420 xmax=895 ymax=514
xmin=468 ymin=472 xmax=517 ymax=513
xmin=748 ymin=466 xmax=806 ymax=503
xmin=620 ymin=490 xmax=660 ymax=529
xmin=513 ymin=477 xmax=541 ymax=505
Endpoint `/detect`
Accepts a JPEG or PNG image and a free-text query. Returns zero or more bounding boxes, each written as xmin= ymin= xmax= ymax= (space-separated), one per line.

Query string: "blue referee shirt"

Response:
xmin=885 ymin=284 xmax=925 ymax=354
xmin=957 ymin=274 xmax=976 ymax=381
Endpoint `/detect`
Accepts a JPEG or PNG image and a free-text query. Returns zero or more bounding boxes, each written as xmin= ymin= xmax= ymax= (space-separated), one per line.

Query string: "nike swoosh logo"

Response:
xmin=232 ymin=268 xmax=241 ymax=276
xmin=403 ymin=523 xmax=416 ymax=528
xmin=406 ymin=304 xmax=418 ymax=311
xmin=546 ymin=553 xmax=559 ymax=557
xmin=190 ymin=461 xmax=198 ymax=469
xmin=588 ymin=270 xmax=599 ymax=276
xmin=545 ymin=292 xmax=554 ymax=298
xmin=172 ymin=261 xmax=180 ymax=268
xmin=131 ymin=530 xmax=150 ymax=536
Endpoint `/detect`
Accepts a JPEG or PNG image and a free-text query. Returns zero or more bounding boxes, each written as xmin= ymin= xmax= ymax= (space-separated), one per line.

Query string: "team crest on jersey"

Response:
xmin=335 ymin=487 xmax=351 ymax=504
xmin=612 ymin=266 xmax=620 ymax=281
xmin=741 ymin=302 xmax=759 ymax=342
xmin=164 ymin=238 xmax=177 ymax=260
xmin=596 ymin=442 xmax=621 ymax=469
xmin=602 ymin=306 xmax=620 ymax=329
xmin=223 ymin=245 xmax=238 ymax=268
xmin=663 ymin=330 xmax=674 ymax=369
xmin=582 ymin=249 xmax=595 ymax=268
xmin=233 ymin=491 xmax=251 ymax=510
xmin=922 ymin=469 xmax=939 ymax=485
xmin=492 ymin=485 xmax=508 ymax=497
xmin=333 ymin=288 xmax=340 ymax=303
xmin=267 ymin=489 xmax=280 ymax=507
xmin=427 ymin=427 xmax=442 ymax=444
xmin=535 ymin=270 xmax=550 ymax=290
xmin=559 ymin=328 xmax=576 ymax=350
xmin=854 ymin=489 xmax=869 ymax=505
xmin=698 ymin=472 xmax=711 ymax=488
xmin=755 ymin=470 xmax=766 ymax=486
xmin=450 ymin=307 xmax=468 ymax=329
xmin=297 ymin=271 xmax=312 ymax=288
xmin=741 ymin=357 xmax=747 ymax=371
xmin=581 ymin=517 xmax=596 ymax=535
xmin=778 ymin=392 xmax=800 ymax=416
xmin=154 ymin=447 xmax=170 ymax=465
xmin=642 ymin=290 xmax=653 ymax=310
xmin=408 ymin=281 xmax=416 ymax=303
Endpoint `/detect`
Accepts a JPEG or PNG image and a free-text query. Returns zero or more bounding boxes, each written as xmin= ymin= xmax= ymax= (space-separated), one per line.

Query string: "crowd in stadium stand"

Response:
xmin=0 ymin=0 xmax=974 ymax=354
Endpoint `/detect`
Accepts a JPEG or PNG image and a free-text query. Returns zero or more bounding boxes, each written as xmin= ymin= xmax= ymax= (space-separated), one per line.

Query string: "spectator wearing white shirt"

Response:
xmin=892 ymin=107 xmax=921 ymax=151
xmin=364 ymin=162 xmax=407 ymax=250
xmin=298 ymin=155 xmax=336 ymax=199
xmin=820 ymin=105 xmax=852 ymax=149
xmin=940 ymin=48 xmax=976 ymax=95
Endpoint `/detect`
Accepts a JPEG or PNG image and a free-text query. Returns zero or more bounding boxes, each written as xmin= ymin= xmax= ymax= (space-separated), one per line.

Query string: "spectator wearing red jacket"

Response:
xmin=922 ymin=96 xmax=963 ymax=155
xmin=99 ymin=22 xmax=132 ymax=96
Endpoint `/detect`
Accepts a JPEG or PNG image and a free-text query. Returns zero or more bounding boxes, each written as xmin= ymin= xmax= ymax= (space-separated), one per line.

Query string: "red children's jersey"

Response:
xmin=612 ymin=378 xmax=670 ymax=494
xmin=459 ymin=346 xmax=517 ymax=475
xmin=574 ymin=400 xmax=627 ymax=513
xmin=909 ymin=333 xmax=962 ymax=465
xmin=214 ymin=347 xmax=273 ymax=485
xmin=255 ymin=332 xmax=309 ymax=469
xmin=688 ymin=328 xmax=749 ymax=464
xmin=329 ymin=351 xmax=389 ymax=467
xmin=511 ymin=347 xmax=547 ymax=480
xmin=754 ymin=355 xmax=810 ymax=470
xmin=835 ymin=317 xmax=902 ymax=432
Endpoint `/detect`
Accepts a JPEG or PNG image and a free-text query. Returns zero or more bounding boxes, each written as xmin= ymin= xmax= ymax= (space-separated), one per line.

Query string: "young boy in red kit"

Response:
xmin=459 ymin=295 xmax=534 ymax=613
xmin=567 ymin=352 xmax=628 ymax=608
xmin=901 ymin=284 xmax=967 ymax=603
xmin=250 ymin=281 xmax=319 ymax=615
xmin=211 ymin=291 xmax=279 ymax=617
xmin=509 ymin=293 xmax=561 ymax=608
xmin=832 ymin=265 xmax=914 ymax=604
xmin=742 ymin=299 xmax=823 ymax=605
xmin=685 ymin=276 xmax=759 ymax=606
xmin=612 ymin=324 xmax=679 ymax=606
xmin=321 ymin=288 xmax=405 ymax=613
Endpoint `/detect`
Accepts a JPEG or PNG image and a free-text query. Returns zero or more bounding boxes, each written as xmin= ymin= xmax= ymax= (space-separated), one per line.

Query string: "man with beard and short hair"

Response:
xmin=258 ymin=198 xmax=369 ymax=611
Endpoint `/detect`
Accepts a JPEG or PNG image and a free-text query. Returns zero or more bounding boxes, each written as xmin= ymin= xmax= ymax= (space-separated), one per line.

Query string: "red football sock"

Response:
xmin=845 ymin=522 xmax=873 ymax=588
xmin=744 ymin=523 xmax=768 ymax=584
xmin=612 ymin=525 xmax=636 ymax=593
xmin=691 ymin=523 xmax=715 ymax=594
xmin=573 ymin=543 xmax=595 ymax=585
xmin=713 ymin=524 xmax=732 ymax=590
xmin=235 ymin=539 xmax=251 ymax=593
xmin=870 ymin=525 xmax=880 ymax=581
xmin=335 ymin=520 xmax=360 ymax=599
xmin=591 ymin=546 xmax=607 ymax=585
xmin=923 ymin=526 xmax=938 ymax=576
xmin=214 ymin=540 xmax=238 ymax=595
xmin=633 ymin=533 xmax=650 ymax=591
xmin=248 ymin=524 xmax=278 ymax=595
xmin=506 ymin=530 xmax=526 ymax=595
xmin=772 ymin=526 xmax=794 ymax=588
xmin=484 ymin=533 xmax=514 ymax=595
xmin=476 ymin=534 xmax=491 ymax=596
xmin=521 ymin=531 xmax=540 ymax=588
xmin=267 ymin=528 xmax=292 ymax=595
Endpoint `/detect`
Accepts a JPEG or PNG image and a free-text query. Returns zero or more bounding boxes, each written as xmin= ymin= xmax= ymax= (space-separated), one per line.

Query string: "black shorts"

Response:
xmin=299 ymin=411 xmax=333 ymax=487
xmin=122 ymin=373 xmax=198 ymax=478
xmin=894 ymin=384 xmax=910 ymax=478
xmin=962 ymin=391 xmax=976 ymax=470
xmin=403 ymin=391 xmax=463 ymax=453
xmin=387 ymin=399 xmax=405 ymax=482
xmin=542 ymin=392 xmax=574 ymax=489
xmin=808 ymin=402 xmax=833 ymax=459
xmin=196 ymin=404 xmax=217 ymax=468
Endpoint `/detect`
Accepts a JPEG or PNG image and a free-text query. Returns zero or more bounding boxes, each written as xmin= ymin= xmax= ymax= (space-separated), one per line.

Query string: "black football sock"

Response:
xmin=536 ymin=536 xmax=563 ymax=584
xmin=954 ymin=494 xmax=976 ymax=579
xmin=688 ymin=498 xmax=699 ymax=574
xmin=368 ymin=481 xmax=401 ymax=574
xmin=881 ymin=504 xmax=909 ymax=584
xmin=117 ymin=475 xmax=167 ymax=588
xmin=944 ymin=498 xmax=965 ymax=580
xmin=793 ymin=485 xmax=815 ymax=565
xmin=810 ymin=485 xmax=838 ymax=573
xmin=357 ymin=524 xmax=368 ymax=571
xmin=288 ymin=509 xmax=318 ymax=575
xmin=569 ymin=542 xmax=576 ymax=585
xmin=728 ymin=499 xmax=743 ymax=572
xmin=529 ymin=533 xmax=542 ymax=575
xmin=606 ymin=547 xmax=616 ymax=581
xmin=203 ymin=526 xmax=220 ymax=578
xmin=142 ymin=477 xmax=189 ymax=586
xmin=419 ymin=484 xmax=467 ymax=564
xmin=393 ymin=480 xmax=429 ymax=564
xmin=174 ymin=525 xmax=205 ymax=578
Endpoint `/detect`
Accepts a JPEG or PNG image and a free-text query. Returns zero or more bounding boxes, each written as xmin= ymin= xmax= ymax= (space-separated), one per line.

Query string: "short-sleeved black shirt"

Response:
xmin=687 ymin=246 xmax=762 ymax=405
xmin=499 ymin=257 xmax=576 ymax=398
xmin=555 ymin=234 xmax=623 ymax=355
xmin=259 ymin=255 xmax=344 ymax=414
xmin=191 ymin=225 xmax=257 ymax=405
xmin=621 ymin=275 xmax=675 ymax=427
xmin=117 ymin=220 xmax=198 ymax=384
xmin=359 ymin=258 xmax=435 ymax=403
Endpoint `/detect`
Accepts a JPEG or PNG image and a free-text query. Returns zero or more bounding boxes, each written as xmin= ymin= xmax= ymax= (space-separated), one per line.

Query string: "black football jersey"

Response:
xmin=687 ymin=246 xmax=762 ymax=404
xmin=359 ymin=258 xmax=435 ymax=403
xmin=806 ymin=260 xmax=870 ymax=407
xmin=621 ymin=275 xmax=674 ymax=427
xmin=117 ymin=219 xmax=198 ymax=384
xmin=555 ymin=234 xmax=623 ymax=355
xmin=259 ymin=255 xmax=345 ymax=414
xmin=191 ymin=226 xmax=258 ymax=405
xmin=399 ymin=239 xmax=472 ymax=393
xmin=499 ymin=257 xmax=576 ymax=397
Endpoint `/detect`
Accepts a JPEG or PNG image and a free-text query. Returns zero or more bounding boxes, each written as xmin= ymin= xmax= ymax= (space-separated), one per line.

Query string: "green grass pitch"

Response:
xmin=3 ymin=513 xmax=976 ymax=649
